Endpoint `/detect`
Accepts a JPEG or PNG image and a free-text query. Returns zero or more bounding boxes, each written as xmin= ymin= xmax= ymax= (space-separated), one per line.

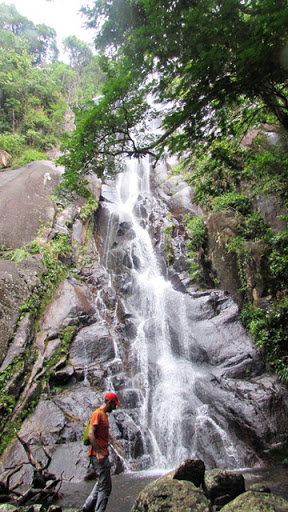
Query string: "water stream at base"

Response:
xmin=59 ymin=465 xmax=288 ymax=511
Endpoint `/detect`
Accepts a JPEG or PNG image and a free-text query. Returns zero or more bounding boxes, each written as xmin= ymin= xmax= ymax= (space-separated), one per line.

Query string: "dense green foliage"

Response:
xmin=0 ymin=3 xmax=105 ymax=167
xmin=59 ymin=0 xmax=288 ymax=181
xmin=0 ymin=3 xmax=59 ymax=64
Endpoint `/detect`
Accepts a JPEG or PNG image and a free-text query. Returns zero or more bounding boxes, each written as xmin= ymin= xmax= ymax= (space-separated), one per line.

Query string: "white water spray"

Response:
xmin=100 ymin=157 xmax=242 ymax=469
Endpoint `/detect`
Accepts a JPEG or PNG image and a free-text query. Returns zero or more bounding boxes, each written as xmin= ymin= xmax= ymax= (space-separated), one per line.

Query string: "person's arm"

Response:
xmin=88 ymin=424 xmax=104 ymax=464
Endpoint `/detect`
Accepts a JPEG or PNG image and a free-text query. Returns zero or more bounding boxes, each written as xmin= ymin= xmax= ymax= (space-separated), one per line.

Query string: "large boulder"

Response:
xmin=207 ymin=211 xmax=242 ymax=304
xmin=0 ymin=161 xmax=62 ymax=250
xmin=173 ymin=458 xmax=205 ymax=487
xmin=131 ymin=460 xmax=288 ymax=512
xmin=131 ymin=474 xmax=210 ymax=512
xmin=0 ymin=149 xmax=11 ymax=168
xmin=204 ymin=468 xmax=245 ymax=508
xmin=40 ymin=276 xmax=96 ymax=339
xmin=221 ymin=490 xmax=288 ymax=511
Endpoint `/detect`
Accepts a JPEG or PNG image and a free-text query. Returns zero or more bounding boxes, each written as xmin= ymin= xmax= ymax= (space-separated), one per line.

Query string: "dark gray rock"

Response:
xmin=204 ymin=468 xmax=245 ymax=505
xmin=193 ymin=373 xmax=288 ymax=458
xmin=51 ymin=366 xmax=74 ymax=385
xmin=0 ymin=260 xmax=33 ymax=365
xmin=40 ymin=277 xmax=96 ymax=338
xmin=69 ymin=322 xmax=116 ymax=367
xmin=0 ymin=313 xmax=34 ymax=370
xmin=173 ymin=458 xmax=205 ymax=487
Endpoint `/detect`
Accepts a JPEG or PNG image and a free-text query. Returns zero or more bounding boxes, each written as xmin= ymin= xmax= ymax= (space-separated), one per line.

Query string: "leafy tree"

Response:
xmin=0 ymin=46 xmax=67 ymax=149
xmin=61 ymin=0 xmax=288 ymax=182
xmin=0 ymin=3 xmax=32 ymax=35
xmin=26 ymin=23 xmax=59 ymax=64
xmin=0 ymin=3 xmax=59 ymax=64
xmin=62 ymin=36 xmax=105 ymax=108
xmin=62 ymin=35 xmax=93 ymax=71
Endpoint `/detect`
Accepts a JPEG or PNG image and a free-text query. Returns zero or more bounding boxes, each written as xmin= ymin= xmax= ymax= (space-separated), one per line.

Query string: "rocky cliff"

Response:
xmin=0 ymin=157 xmax=288 ymax=491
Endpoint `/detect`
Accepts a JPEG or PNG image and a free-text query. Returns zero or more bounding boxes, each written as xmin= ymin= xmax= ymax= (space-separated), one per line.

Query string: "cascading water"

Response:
xmin=97 ymin=157 xmax=253 ymax=471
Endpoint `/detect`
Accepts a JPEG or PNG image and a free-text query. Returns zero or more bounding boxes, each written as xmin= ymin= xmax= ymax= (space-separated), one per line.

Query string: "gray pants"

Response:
xmin=83 ymin=456 xmax=112 ymax=512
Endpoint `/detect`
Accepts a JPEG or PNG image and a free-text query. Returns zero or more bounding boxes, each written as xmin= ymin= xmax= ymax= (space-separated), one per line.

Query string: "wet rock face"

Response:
xmin=1 ymin=313 xmax=35 ymax=370
xmin=70 ymin=322 xmax=116 ymax=368
xmin=0 ymin=161 xmax=62 ymax=363
xmin=0 ymin=257 xmax=43 ymax=365
xmin=150 ymin=160 xmax=203 ymax=220
xmin=40 ymin=277 xmax=97 ymax=339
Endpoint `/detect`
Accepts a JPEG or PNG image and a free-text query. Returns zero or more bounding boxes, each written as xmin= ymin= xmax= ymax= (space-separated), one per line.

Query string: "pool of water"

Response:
xmin=59 ymin=470 xmax=165 ymax=512
xmin=58 ymin=465 xmax=288 ymax=512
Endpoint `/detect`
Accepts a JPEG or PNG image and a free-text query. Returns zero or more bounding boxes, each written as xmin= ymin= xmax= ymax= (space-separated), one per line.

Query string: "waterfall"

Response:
xmin=97 ymin=157 xmax=254 ymax=471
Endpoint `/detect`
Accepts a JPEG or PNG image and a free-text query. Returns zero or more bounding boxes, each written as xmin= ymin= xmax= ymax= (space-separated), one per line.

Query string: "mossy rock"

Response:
xmin=131 ymin=474 xmax=210 ymax=511
xmin=221 ymin=490 xmax=288 ymax=511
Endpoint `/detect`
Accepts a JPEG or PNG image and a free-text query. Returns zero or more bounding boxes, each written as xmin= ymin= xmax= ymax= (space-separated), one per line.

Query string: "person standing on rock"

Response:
xmin=82 ymin=392 xmax=121 ymax=512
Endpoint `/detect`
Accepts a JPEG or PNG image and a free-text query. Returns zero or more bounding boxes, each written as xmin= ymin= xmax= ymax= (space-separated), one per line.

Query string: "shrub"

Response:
xmin=0 ymin=132 xmax=25 ymax=157
xmin=241 ymin=299 xmax=288 ymax=384
xmin=238 ymin=211 xmax=269 ymax=240
xmin=13 ymin=149 xmax=47 ymax=167
xmin=184 ymin=215 xmax=207 ymax=251
xmin=268 ymin=224 xmax=288 ymax=294
xmin=184 ymin=138 xmax=244 ymax=208
xmin=79 ymin=196 xmax=99 ymax=221
xmin=212 ymin=192 xmax=251 ymax=215
xmin=244 ymin=136 xmax=288 ymax=201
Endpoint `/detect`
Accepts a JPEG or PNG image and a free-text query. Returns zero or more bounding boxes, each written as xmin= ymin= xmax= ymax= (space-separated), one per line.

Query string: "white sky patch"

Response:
xmin=2 ymin=0 xmax=96 ymax=61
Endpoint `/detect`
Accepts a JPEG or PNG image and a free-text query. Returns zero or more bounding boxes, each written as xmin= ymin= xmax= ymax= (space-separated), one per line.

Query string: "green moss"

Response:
xmin=0 ymin=418 xmax=22 ymax=455
xmin=183 ymin=215 xmax=208 ymax=285
xmin=80 ymin=195 xmax=99 ymax=222
xmin=44 ymin=325 xmax=77 ymax=382
xmin=163 ymin=233 xmax=174 ymax=265
xmin=163 ymin=224 xmax=173 ymax=235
